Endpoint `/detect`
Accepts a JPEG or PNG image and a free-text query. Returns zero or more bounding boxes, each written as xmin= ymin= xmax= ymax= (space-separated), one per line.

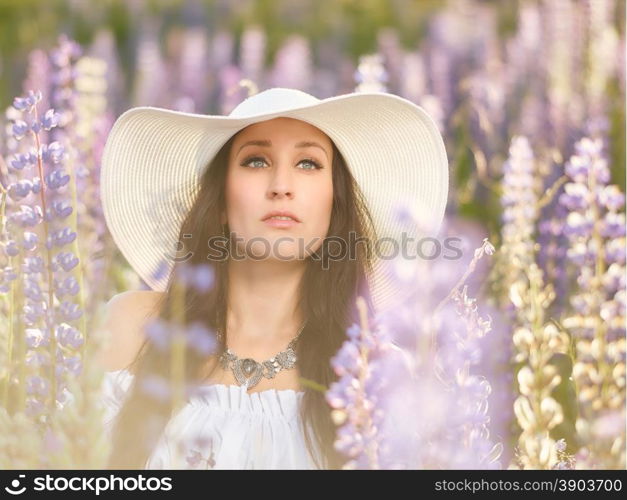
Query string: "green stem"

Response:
xmin=588 ymin=159 xmax=609 ymax=410
xmin=32 ymin=109 xmax=58 ymax=410
xmin=65 ymin=143 xmax=88 ymax=352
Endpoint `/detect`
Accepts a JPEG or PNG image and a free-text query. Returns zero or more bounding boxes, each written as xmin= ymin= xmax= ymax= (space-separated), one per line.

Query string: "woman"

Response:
xmin=97 ymin=87 xmax=449 ymax=469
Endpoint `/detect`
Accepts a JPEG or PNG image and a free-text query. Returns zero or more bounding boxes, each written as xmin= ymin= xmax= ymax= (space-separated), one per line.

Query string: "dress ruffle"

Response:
xmin=99 ymin=368 xmax=322 ymax=469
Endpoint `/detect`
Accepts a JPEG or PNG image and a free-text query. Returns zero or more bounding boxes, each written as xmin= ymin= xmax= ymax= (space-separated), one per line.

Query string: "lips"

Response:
xmin=261 ymin=210 xmax=301 ymax=222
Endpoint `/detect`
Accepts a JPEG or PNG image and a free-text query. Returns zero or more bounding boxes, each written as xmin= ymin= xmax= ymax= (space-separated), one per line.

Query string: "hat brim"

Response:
xmin=100 ymin=91 xmax=449 ymax=314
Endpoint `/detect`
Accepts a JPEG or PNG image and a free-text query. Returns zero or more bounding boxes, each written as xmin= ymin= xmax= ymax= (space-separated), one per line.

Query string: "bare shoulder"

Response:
xmin=105 ymin=290 xmax=166 ymax=325
xmin=108 ymin=289 xmax=166 ymax=310
xmin=95 ymin=290 xmax=166 ymax=371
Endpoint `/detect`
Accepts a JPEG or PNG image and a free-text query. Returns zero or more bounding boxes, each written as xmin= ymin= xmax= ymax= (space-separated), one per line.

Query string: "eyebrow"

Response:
xmin=236 ymin=140 xmax=330 ymax=161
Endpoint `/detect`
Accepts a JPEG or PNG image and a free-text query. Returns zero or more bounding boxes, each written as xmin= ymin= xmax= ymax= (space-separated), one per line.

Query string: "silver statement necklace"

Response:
xmin=215 ymin=321 xmax=307 ymax=390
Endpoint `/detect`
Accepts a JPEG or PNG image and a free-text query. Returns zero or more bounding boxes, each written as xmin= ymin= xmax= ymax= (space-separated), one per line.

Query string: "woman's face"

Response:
xmin=225 ymin=117 xmax=334 ymax=261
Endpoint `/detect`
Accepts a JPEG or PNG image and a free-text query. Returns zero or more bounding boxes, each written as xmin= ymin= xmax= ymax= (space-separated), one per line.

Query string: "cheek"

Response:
xmin=225 ymin=172 xmax=261 ymax=220
xmin=306 ymin=181 xmax=334 ymax=233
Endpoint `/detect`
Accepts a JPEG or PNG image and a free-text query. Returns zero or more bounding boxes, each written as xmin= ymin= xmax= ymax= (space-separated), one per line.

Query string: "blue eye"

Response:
xmin=240 ymin=156 xmax=323 ymax=170
xmin=241 ymin=156 xmax=268 ymax=169
xmin=298 ymin=158 xmax=323 ymax=170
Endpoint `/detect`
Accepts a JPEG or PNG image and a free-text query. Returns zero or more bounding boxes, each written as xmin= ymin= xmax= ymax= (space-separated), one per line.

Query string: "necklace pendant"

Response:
xmin=241 ymin=358 xmax=257 ymax=376
xmin=233 ymin=358 xmax=263 ymax=389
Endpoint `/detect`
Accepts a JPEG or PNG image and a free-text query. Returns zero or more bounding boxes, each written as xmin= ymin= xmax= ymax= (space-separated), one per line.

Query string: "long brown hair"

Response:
xmin=106 ymin=129 xmax=378 ymax=469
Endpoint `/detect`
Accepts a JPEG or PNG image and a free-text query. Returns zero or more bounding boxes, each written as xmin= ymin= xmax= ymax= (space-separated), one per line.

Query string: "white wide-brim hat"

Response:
xmin=100 ymin=87 xmax=449 ymax=314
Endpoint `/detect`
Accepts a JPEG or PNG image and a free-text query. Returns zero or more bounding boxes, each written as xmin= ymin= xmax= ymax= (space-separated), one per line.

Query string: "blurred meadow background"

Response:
xmin=0 ymin=0 xmax=625 ymax=469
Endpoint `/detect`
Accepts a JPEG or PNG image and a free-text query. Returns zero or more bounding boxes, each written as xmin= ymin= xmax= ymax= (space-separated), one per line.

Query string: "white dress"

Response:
xmin=100 ymin=368 xmax=323 ymax=469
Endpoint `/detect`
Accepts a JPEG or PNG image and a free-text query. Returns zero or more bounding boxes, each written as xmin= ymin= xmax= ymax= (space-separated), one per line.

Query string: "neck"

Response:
xmin=224 ymin=258 xmax=306 ymax=348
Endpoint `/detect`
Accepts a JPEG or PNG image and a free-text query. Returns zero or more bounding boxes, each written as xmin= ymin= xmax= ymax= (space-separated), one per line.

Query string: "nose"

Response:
xmin=266 ymin=161 xmax=295 ymax=199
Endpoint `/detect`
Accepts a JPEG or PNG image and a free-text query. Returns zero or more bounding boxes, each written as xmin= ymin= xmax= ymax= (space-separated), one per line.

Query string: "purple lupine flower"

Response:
xmin=23 ymin=277 xmax=44 ymax=302
xmin=54 ymin=251 xmax=79 ymax=272
xmin=3 ymin=239 xmax=20 ymax=257
xmin=26 ymin=375 xmax=50 ymax=396
xmin=49 ymin=200 xmax=72 ymax=219
xmin=177 ymin=262 xmax=215 ymax=293
xmin=43 ymin=168 xmax=70 ymax=190
xmin=144 ymin=318 xmax=172 ymax=351
xmin=25 ymin=350 xmax=51 ymax=368
xmin=354 ymin=53 xmax=388 ymax=93
xmin=186 ymin=322 xmax=218 ymax=356
xmin=346 ymin=322 xmax=361 ymax=341
xmin=180 ymin=434 xmax=216 ymax=469
xmin=3 ymin=67 xmax=87 ymax=415
xmin=145 ymin=315 xmax=218 ymax=357
xmin=58 ymin=300 xmax=82 ymax=321
xmin=11 ymin=120 xmax=30 ymax=139
xmin=9 ymin=154 xmax=28 ymax=170
xmin=500 ymin=136 xmax=537 ymax=244
xmin=31 ymin=177 xmax=42 ymax=194
xmin=13 ymin=89 xmax=43 ymax=111
xmin=60 ymin=354 xmax=82 ymax=375
xmin=133 ymin=27 xmax=169 ymax=108
xmin=269 ymin=35 xmax=313 ymax=91
xmin=23 ymin=302 xmax=45 ymax=325
xmin=25 ymin=328 xmax=48 ymax=349
xmin=559 ymin=135 xmax=626 ymax=466
xmin=3 ymin=266 xmax=18 ymax=282
xmin=53 ymin=275 xmax=80 ymax=297
xmin=46 ymin=227 xmax=77 ymax=249
xmin=329 ymin=210 xmax=502 ymax=469
xmin=600 ymin=212 xmax=626 ymax=238
xmin=9 ymin=204 xmax=43 ymax=227
xmin=140 ymin=374 xmax=172 ymax=403
xmin=56 ymin=323 xmax=84 ymax=349
xmin=560 ymin=137 xmax=622 ymax=284
xmin=240 ymin=26 xmax=266 ymax=87
xmin=0 ymin=81 xmax=88 ymax=420
xmin=22 ymin=232 xmax=38 ymax=251
xmin=327 ymin=298 xmax=419 ymax=469
xmin=192 ymin=264 xmax=215 ymax=292
xmin=40 ymin=141 xmax=65 ymax=164
xmin=559 ymin=183 xmax=590 ymax=210
xmin=41 ymin=109 xmax=60 ymax=130
xmin=186 ymin=449 xmax=204 ymax=468
xmin=598 ymin=185 xmax=625 ymax=212
xmin=7 ymin=179 xmax=33 ymax=201
xmin=173 ymin=27 xmax=211 ymax=112
xmin=330 ymin=341 xmax=361 ymax=378
xmin=605 ymin=241 xmax=626 ymax=266
xmin=23 ymin=256 xmax=45 ymax=274
xmin=152 ymin=259 xmax=170 ymax=282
